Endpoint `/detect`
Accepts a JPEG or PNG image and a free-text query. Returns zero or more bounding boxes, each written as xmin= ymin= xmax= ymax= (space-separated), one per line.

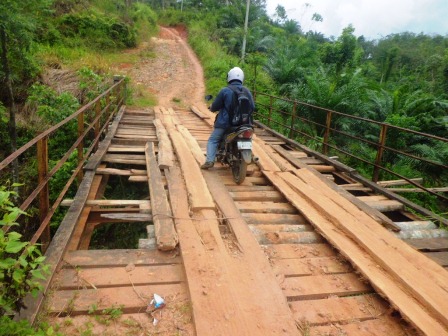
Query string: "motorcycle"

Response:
xmin=205 ymin=95 xmax=256 ymax=184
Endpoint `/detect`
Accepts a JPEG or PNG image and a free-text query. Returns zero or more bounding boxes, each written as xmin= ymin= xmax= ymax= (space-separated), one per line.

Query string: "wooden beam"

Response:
xmin=99 ymin=213 xmax=153 ymax=222
xmin=145 ymin=142 xmax=178 ymax=251
xmin=190 ymin=105 xmax=210 ymax=119
xmin=161 ymin=114 xmax=215 ymax=210
xmin=153 ymin=119 xmax=174 ymax=168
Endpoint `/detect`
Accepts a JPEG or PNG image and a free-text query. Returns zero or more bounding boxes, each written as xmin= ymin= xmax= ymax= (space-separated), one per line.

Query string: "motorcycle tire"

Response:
xmin=232 ymin=158 xmax=247 ymax=185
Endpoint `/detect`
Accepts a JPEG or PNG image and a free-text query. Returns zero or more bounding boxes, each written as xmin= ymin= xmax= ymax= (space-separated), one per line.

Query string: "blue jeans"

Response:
xmin=206 ymin=128 xmax=226 ymax=162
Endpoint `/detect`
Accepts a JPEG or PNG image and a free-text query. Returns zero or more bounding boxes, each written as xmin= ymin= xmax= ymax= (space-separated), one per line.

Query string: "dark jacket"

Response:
xmin=210 ymin=81 xmax=255 ymax=129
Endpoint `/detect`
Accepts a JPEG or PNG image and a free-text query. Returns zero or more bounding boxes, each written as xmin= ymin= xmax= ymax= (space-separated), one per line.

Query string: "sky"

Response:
xmin=265 ymin=0 xmax=448 ymax=39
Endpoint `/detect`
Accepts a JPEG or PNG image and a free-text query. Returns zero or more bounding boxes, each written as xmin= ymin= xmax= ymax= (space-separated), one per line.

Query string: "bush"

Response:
xmin=58 ymin=11 xmax=136 ymax=49
xmin=0 ymin=186 xmax=49 ymax=316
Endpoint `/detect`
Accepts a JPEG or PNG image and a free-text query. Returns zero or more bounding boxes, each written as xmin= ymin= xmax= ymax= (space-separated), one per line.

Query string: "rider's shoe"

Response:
xmin=201 ymin=161 xmax=214 ymax=169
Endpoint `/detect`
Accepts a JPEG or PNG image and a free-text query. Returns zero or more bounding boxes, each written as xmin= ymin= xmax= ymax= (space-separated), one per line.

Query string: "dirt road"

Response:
xmin=125 ymin=26 xmax=206 ymax=108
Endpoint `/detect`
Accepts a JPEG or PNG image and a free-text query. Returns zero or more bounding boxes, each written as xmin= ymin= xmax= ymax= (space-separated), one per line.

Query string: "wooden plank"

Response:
xmin=360 ymin=199 xmax=404 ymax=212
xmin=262 ymin=244 xmax=337 ymax=259
xmin=162 ymin=114 xmax=215 ymax=210
xmin=249 ymin=224 xmax=314 ymax=232
xmin=229 ymin=190 xmax=284 ymax=202
xmin=49 ymin=283 xmax=186 ymax=314
xmin=283 ymin=273 xmax=372 ymax=300
xmin=377 ymin=178 xmax=424 ymax=187
xmin=100 ymin=213 xmax=153 ymax=222
xmin=63 ymin=249 xmax=181 ymax=267
xmin=405 ymin=238 xmax=448 ymax=251
xmin=264 ymin=171 xmax=448 ymax=335
xmin=145 ymin=142 xmax=178 ymax=251
xmin=253 ymin=231 xmax=323 ymax=244
xmin=272 ymin=257 xmax=351 ymax=276
xmin=310 ymin=317 xmax=410 ymax=336
xmin=235 ymin=201 xmax=298 ymax=214
xmin=128 ymin=175 xmax=148 ymax=182
xmin=425 ymin=252 xmax=448 ymax=266
xmin=153 ymin=119 xmax=174 ymax=168
xmin=387 ymin=187 xmax=448 ymax=193
xmin=190 ymin=105 xmax=210 ymax=119
xmin=242 ymin=213 xmax=306 ymax=224
xmin=108 ymin=145 xmax=145 ymax=153
xmin=57 ymin=264 xmax=184 ymax=289
xmin=290 ymin=294 xmax=390 ymax=325
xmin=96 ymin=168 xmax=146 ymax=176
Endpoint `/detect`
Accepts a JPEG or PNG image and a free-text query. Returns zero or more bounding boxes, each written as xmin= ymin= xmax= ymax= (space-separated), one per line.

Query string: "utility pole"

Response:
xmin=241 ymin=0 xmax=250 ymax=62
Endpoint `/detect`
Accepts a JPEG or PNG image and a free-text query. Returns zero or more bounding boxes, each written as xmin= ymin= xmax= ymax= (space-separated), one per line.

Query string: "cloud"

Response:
xmin=266 ymin=0 xmax=448 ymax=39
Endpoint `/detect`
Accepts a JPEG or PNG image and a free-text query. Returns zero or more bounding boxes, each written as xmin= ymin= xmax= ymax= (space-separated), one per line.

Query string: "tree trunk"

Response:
xmin=1 ymin=25 xmax=19 ymax=186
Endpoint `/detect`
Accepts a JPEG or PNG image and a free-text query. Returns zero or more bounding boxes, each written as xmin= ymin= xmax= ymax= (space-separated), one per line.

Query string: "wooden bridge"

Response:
xmin=3 ymin=81 xmax=448 ymax=335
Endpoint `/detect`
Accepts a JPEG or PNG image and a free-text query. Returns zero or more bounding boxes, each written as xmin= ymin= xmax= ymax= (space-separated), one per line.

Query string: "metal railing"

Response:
xmin=0 ymin=78 xmax=126 ymax=251
xmin=253 ymin=90 xmax=448 ymax=203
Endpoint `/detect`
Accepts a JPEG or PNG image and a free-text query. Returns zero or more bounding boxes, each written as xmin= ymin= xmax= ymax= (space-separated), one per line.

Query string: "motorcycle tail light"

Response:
xmin=238 ymin=130 xmax=254 ymax=139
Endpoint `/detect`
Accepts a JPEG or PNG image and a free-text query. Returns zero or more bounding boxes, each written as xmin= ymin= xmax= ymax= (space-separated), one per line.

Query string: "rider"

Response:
xmin=201 ymin=67 xmax=255 ymax=170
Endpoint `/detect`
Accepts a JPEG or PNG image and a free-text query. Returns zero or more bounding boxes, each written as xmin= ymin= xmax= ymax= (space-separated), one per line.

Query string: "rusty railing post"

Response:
xmin=323 ymin=110 xmax=333 ymax=155
xmin=37 ymin=136 xmax=50 ymax=252
xmin=289 ymin=101 xmax=297 ymax=139
xmin=373 ymin=124 xmax=388 ymax=182
xmin=268 ymin=96 xmax=273 ymax=127
xmin=77 ymin=110 xmax=84 ymax=183
xmin=94 ymin=100 xmax=101 ymax=151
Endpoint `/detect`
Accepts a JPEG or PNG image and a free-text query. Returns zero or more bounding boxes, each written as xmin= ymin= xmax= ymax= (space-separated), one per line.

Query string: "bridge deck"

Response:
xmin=35 ymin=105 xmax=448 ymax=335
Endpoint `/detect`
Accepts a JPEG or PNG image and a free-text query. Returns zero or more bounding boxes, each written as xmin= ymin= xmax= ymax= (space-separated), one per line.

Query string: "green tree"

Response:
xmin=0 ymin=0 xmax=52 ymax=183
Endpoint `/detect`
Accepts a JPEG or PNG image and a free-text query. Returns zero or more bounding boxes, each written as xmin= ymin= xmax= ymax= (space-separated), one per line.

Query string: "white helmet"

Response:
xmin=227 ymin=67 xmax=244 ymax=83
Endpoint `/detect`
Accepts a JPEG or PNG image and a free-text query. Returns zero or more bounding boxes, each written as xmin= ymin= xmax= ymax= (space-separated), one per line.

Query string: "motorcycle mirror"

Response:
xmin=205 ymin=94 xmax=213 ymax=101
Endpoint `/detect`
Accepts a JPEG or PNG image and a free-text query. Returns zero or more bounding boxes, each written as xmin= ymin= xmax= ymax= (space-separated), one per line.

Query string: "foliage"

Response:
xmin=0 ymin=316 xmax=58 ymax=336
xmin=57 ymin=10 xmax=137 ymax=49
xmin=27 ymin=84 xmax=80 ymax=126
xmin=0 ymin=186 xmax=49 ymax=316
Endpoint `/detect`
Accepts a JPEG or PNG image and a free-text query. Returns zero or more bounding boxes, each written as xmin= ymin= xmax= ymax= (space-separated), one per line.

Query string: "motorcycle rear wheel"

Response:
xmin=232 ymin=159 xmax=247 ymax=185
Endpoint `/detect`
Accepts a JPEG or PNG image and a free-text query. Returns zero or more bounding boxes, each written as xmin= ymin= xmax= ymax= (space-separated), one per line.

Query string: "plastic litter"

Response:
xmin=146 ymin=293 xmax=166 ymax=316
xmin=152 ymin=293 xmax=165 ymax=309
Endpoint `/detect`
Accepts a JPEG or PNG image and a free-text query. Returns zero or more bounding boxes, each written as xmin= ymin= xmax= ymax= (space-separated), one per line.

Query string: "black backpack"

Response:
xmin=228 ymin=85 xmax=253 ymax=126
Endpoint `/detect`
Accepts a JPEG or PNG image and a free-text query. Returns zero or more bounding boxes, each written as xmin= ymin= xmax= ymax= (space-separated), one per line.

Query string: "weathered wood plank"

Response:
xmin=235 ymin=201 xmax=298 ymax=214
xmin=310 ymin=317 xmax=411 ymax=336
xmin=229 ymin=190 xmax=284 ymax=202
xmin=100 ymin=213 xmax=153 ymax=222
xmin=283 ymin=273 xmax=372 ymax=300
xmin=63 ymin=249 xmax=180 ymax=267
xmin=145 ymin=142 xmax=178 ymax=251
xmin=262 ymin=244 xmax=337 ymax=259
xmin=272 ymin=257 xmax=351 ymax=277
xmin=190 ymin=105 xmax=210 ymax=119
xmin=96 ymin=168 xmax=146 ymax=176
xmin=405 ymin=238 xmax=448 ymax=251
xmin=162 ymin=114 xmax=215 ymax=210
xmin=57 ymin=264 xmax=184 ymax=289
xmin=290 ymin=294 xmax=389 ymax=326
xmin=153 ymin=118 xmax=174 ymax=168
xmin=49 ymin=284 xmax=186 ymax=314
xmin=242 ymin=213 xmax=306 ymax=224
